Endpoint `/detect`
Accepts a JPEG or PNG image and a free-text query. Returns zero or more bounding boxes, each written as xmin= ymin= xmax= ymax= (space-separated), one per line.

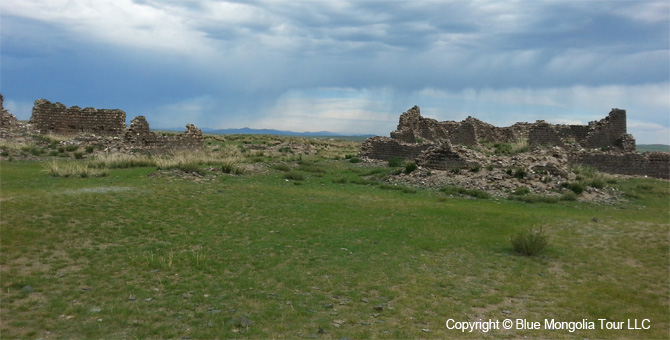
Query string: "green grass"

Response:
xmin=1 ymin=153 xmax=669 ymax=339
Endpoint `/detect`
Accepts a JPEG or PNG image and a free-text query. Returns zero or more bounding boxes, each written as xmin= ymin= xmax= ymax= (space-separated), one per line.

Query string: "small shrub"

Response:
xmin=404 ymin=162 xmax=418 ymax=174
xmin=284 ymin=172 xmax=305 ymax=181
xmin=73 ymin=152 xmax=84 ymax=159
xmin=560 ymin=191 xmax=578 ymax=201
xmin=450 ymin=166 xmax=461 ymax=174
xmin=469 ymin=164 xmax=481 ymax=173
xmin=58 ymin=147 xmax=65 ymax=153
xmin=65 ymin=145 xmax=78 ymax=152
xmin=272 ymin=164 xmax=292 ymax=172
xmin=176 ymin=163 xmax=201 ymax=174
xmin=513 ymin=187 xmax=531 ymax=195
xmin=485 ymin=165 xmax=494 ymax=171
xmin=332 ymin=177 xmax=348 ymax=184
xmin=348 ymin=157 xmax=362 ymax=163
xmin=513 ymin=168 xmax=527 ymax=179
xmin=562 ymin=182 xmax=585 ymax=194
xmin=48 ymin=150 xmax=59 ymax=156
xmin=1 ymin=151 xmax=9 ymax=157
xmin=221 ymin=161 xmax=244 ymax=175
xmin=510 ymin=228 xmax=550 ymax=256
xmin=388 ymin=156 xmax=404 ymax=167
xmin=494 ymin=143 xmax=513 ymax=155
xmin=589 ymin=178 xmax=606 ymax=189
xmin=85 ymin=146 xmax=95 ymax=153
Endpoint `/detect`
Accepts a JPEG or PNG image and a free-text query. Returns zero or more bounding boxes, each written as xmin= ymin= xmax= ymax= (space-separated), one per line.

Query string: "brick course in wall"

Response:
xmin=569 ymin=152 xmax=670 ymax=179
xmin=360 ymin=136 xmax=432 ymax=161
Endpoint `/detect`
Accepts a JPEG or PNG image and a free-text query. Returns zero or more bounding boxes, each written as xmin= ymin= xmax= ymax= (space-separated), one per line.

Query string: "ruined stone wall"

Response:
xmin=415 ymin=142 xmax=471 ymax=170
xmin=30 ymin=99 xmax=126 ymax=135
xmin=0 ymin=94 xmax=18 ymax=130
xmin=529 ymin=121 xmax=564 ymax=148
xmin=360 ymin=136 xmax=432 ymax=161
xmin=582 ymin=109 xmax=627 ymax=149
xmin=569 ymin=152 xmax=670 ymax=179
xmin=125 ymin=116 xmax=203 ymax=151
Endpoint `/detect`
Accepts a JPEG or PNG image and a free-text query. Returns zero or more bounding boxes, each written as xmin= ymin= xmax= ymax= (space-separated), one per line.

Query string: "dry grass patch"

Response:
xmin=44 ymin=161 xmax=108 ymax=178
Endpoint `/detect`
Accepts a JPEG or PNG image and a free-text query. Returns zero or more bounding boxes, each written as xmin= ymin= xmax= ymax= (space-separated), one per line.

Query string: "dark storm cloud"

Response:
xmin=1 ymin=0 xmax=668 ymax=142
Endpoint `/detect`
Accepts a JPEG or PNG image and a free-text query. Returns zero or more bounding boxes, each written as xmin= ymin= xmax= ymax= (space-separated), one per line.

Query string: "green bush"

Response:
xmin=562 ymin=182 xmax=585 ymax=194
xmin=272 ymin=164 xmax=292 ymax=172
xmin=470 ymin=164 xmax=482 ymax=173
xmin=1 ymin=151 xmax=9 ymax=157
xmin=513 ymin=187 xmax=531 ymax=195
xmin=404 ymin=162 xmax=418 ymax=174
xmin=332 ymin=177 xmax=348 ymax=184
xmin=388 ymin=156 xmax=404 ymax=167
xmin=85 ymin=146 xmax=95 ymax=153
xmin=65 ymin=145 xmax=79 ymax=152
xmin=348 ymin=157 xmax=362 ymax=163
xmin=510 ymin=228 xmax=550 ymax=256
xmin=73 ymin=152 xmax=84 ymax=159
xmin=589 ymin=178 xmax=606 ymax=189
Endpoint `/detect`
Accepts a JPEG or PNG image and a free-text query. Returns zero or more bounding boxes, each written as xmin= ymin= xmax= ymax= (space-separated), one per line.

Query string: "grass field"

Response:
xmin=1 ymin=136 xmax=669 ymax=339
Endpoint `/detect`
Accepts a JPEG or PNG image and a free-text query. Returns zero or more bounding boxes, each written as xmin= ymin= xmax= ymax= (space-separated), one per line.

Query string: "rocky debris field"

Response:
xmin=362 ymin=144 xmax=633 ymax=204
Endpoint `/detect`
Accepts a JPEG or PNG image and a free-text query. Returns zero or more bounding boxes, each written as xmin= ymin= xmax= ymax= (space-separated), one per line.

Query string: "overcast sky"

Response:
xmin=1 ymin=0 xmax=669 ymax=143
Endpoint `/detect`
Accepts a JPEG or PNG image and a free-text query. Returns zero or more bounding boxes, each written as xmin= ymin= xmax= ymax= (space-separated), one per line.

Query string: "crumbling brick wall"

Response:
xmin=30 ymin=99 xmax=126 ymax=135
xmin=360 ymin=105 xmax=670 ymax=179
xmin=569 ymin=152 xmax=669 ymax=179
xmin=0 ymin=94 xmax=18 ymax=130
xmin=415 ymin=141 xmax=471 ymax=170
xmin=125 ymin=116 xmax=203 ymax=151
xmin=581 ymin=109 xmax=628 ymax=150
xmin=27 ymin=99 xmax=203 ymax=151
xmin=360 ymin=136 xmax=431 ymax=161
xmin=529 ymin=121 xmax=564 ymax=148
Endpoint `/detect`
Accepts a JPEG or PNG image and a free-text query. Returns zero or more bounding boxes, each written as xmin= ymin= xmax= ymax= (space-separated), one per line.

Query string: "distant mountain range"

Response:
xmin=161 ymin=126 xmax=376 ymax=138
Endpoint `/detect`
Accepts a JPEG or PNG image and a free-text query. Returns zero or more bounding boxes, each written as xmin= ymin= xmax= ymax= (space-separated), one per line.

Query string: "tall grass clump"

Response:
xmin=90 ymin=153 xmax=155 ymax=169
xmin=404 ymin=162 xmax=418 ymax=174
xmin=44 ymin=161 xmax=109 ymax=178
xmin=510 ymin=227 xmax=550 ymax=256
xmin=388 ymin=156 xmax=404 ymax=167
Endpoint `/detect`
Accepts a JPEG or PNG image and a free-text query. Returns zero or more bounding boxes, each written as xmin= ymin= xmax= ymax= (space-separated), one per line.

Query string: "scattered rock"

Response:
xmin=90 ymin=307 xmax=102 ymax=313
xmin=373 ymin=305 xmax=383 ymax=312
xmin=360 ymin=298 xmax=369 ymax=303
xmin=21 ymin=286 xmax=33 ymax=293
xmin=145 ymin=298 xmax=153 ymax=302
xmin=422 ymin=328 xmax=431 ymax=333
xmin=502 ymin=310 xmax=511 ymax=314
